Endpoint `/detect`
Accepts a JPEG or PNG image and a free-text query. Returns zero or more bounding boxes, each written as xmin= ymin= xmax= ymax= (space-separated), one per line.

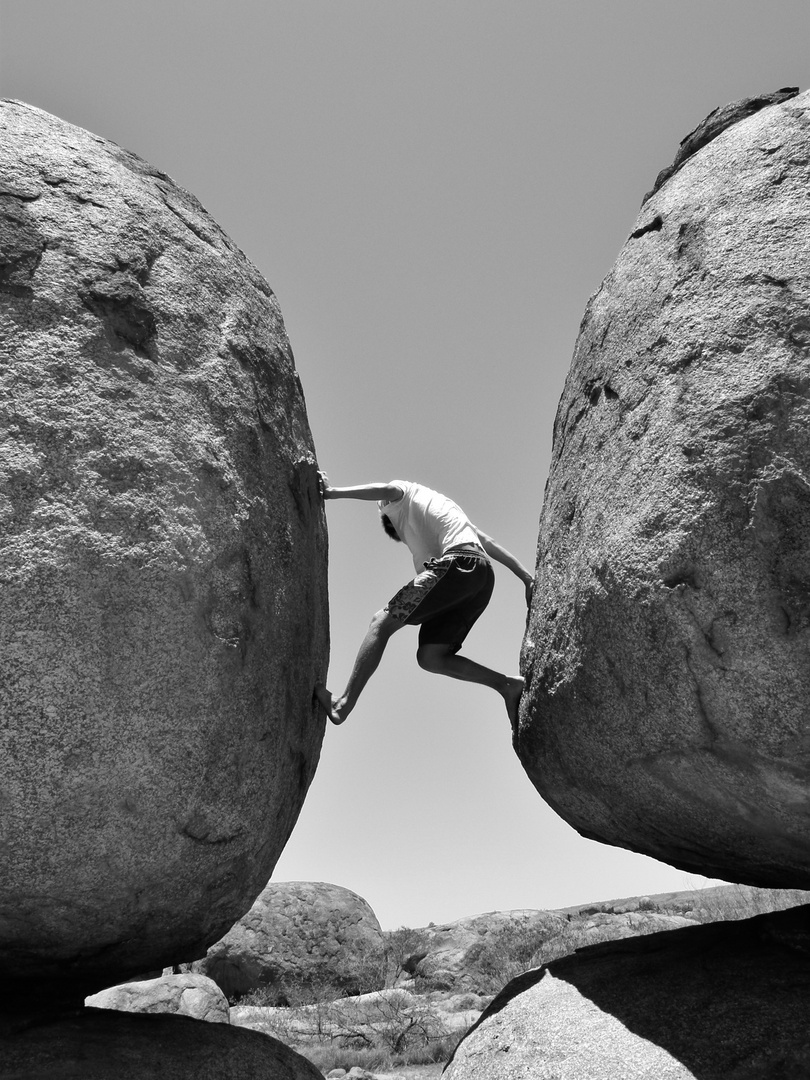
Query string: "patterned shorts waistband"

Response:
xmin=442 ymin=544 xmax=489 ymax=559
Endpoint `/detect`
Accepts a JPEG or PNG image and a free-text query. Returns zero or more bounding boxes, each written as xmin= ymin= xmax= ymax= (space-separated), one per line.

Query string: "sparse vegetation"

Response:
xmin=471 ymin=920 xmax=560 ymax=992
xmin=229 ymin=885 xmax=810 ymax=1076
xmin=235 ymin=988 xmax=463 ymax=1074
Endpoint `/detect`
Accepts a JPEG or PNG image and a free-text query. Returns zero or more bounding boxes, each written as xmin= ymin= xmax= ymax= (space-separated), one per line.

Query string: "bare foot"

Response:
xmin=503 ymin=676 xmax=524 ymax=727
xmin=314 ymin=682 xmax=346 ymax=726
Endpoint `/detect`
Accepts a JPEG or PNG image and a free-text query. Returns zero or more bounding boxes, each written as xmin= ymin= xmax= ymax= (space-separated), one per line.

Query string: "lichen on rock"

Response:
xmin=193 ymin=881 xmax=386 ymax=1001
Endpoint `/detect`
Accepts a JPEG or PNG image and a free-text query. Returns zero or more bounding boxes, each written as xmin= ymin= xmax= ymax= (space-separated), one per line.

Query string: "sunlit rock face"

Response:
xmin=519 ymin=89 xmax=810 ymax=889
xmin=0 ymin=100 xmax=328 ymax=1001
xmin=193 ymin=881 xmax=386 ymax=1001
xmin=444 ymin=906 xmax=810 ymax=1080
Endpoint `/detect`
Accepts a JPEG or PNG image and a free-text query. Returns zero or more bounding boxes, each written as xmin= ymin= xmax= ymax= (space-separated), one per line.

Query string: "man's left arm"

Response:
xmin=318 ymin=472 xmax=404 ymax=502
xmin=475 ymin=528 xmax=534 ymax=607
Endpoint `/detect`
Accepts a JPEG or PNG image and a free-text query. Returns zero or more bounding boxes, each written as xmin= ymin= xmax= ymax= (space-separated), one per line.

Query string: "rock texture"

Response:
xmin=193 ymin=881 xmax=386 ymax=1001
xmin=541 ymin=911 xmax=696 ymax=966
xmin=400 ymin=910 xmax=565 ymax=992
xmin=86 ymin=973 xmax=230 ymax=1023
xmin=2 ymin=1008 xmax=323 ymax=1079
xmin=444 ymin=905 xmax=810 ymax=1080
xmin=0 ymin=100 xmax=328 ymax=1002
xmin=520 ymin=89 xmax=810 ymax=887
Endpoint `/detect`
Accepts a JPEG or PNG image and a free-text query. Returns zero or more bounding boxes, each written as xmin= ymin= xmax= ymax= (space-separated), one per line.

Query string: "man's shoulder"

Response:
xmin=382 ymin=480 xmax=410 ymax=505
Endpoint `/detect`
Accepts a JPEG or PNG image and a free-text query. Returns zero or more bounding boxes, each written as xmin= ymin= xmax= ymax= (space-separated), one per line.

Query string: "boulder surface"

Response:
xmin=400 ymin=910 xmax=565 ymax=992
xmin=444 ymin=905 xmax=810 ymax=1080
xmin=0 ymin=100 xmax=328 ymax=1001
xmin=86 ymin=973 xmax=230 ymax=1023
xmin=193 ymin=881 xmax=386 ymax=1001
xmin=520 ymin=89 xmax=810 ymax=887
xmin=3 ymin=1008 xmax=323 ymax=1080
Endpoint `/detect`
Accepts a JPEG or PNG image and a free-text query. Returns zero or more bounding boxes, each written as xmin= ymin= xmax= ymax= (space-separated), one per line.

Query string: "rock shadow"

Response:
xmin=448 ymin=904 xmax=810 ymax=1078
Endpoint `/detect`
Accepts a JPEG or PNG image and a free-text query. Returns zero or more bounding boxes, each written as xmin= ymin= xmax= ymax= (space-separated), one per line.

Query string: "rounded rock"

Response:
xmin=194 ymin=881 xmax=386 ymax=1000
xmin=86 ymin=973 xmax=231 ymax=1024
xmin=0 ymin=101 xmax=328 ymax=1000
xmin=520 ymin=89 xmax=810 ymax=887
xmin=3 ymin=1008 xmax=324 ymax=1080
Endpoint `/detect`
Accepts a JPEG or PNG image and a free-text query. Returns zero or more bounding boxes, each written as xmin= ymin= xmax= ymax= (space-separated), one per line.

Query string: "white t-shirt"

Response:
xmin=379 ymin=480 xmax=482 ymax=572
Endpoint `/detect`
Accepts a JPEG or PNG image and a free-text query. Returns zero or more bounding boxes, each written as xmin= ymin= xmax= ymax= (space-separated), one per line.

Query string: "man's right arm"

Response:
xmin=318 ymin=472 xmax=404 ymax=503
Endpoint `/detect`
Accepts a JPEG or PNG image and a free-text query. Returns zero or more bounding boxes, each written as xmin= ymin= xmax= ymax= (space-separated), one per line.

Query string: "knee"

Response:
xmin=370 ymin=608 xmax=401 ymax=638
xmin=417 ymin=644 xmax=446 ymax=673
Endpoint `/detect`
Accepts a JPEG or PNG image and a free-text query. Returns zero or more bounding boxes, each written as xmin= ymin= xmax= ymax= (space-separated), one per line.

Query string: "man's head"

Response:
xmin=380 ymin=512 xmax=401 ymax=542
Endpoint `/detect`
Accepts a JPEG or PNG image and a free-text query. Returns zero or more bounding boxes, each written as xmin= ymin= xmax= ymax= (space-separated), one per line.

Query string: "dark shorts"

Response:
xmin=385 ymin=546 xmax=495 ymax=650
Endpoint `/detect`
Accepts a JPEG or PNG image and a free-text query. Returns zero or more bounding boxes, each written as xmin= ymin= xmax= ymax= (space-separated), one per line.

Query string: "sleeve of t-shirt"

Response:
xmin=382 ymin=480 xmax=409 ymax=506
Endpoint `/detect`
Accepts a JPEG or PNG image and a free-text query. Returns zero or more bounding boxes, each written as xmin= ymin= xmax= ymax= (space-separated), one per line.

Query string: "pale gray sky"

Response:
xmin=2 ymin=1 xmax=808 ymax=929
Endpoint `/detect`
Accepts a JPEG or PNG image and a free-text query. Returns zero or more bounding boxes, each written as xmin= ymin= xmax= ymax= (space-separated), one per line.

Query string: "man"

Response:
xmin=314 ymin=473 xmax=533 ymax=726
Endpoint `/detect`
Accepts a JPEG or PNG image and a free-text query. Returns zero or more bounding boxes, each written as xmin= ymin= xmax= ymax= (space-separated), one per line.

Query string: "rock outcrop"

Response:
xmin=193 ymin=881 xmax=386 ymax=1001
xmin=400 ymin=910 xmax=565 ymax=992
xmin=86 ymin=973 xmax=230 ymax=1023
xmin=444 ymin=905 xmax=810 ymax=1080
xmin=520 ymin=89 xmax=810 ymax=888
xmin=540 ymin=911 xmax=696 ymax=965
xmin=0 ymin=100 xmax=328 ymax=1004
xmin=3 ymin=1008 xmax=323 ymax=1079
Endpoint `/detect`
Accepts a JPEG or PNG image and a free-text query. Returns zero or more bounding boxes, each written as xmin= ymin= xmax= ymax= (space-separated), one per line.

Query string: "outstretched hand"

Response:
xmin=525 ymin=578 xmax=534 ymax=609
xmin=317 ymin=471 xmax=333 ymax=500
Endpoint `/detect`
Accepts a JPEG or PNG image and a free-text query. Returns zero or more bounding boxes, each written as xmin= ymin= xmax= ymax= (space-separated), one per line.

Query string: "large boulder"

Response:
xmin=86 ymin=973 xmax=230 ymax=1023
xmin=444 ymin=905 xmax=810 ymax=1080
xmin=2 ymin=1008 xmax=323 ymax=1079
xmin=193 ymin=881 xmax=386 ymax=1001
xmin=0 ymin=100 xmax=328 ymax=1003
xmin=519 ymin=88 xmax=810 ymax=887
xmin=399 ymin=910 xmax=565 ymax=993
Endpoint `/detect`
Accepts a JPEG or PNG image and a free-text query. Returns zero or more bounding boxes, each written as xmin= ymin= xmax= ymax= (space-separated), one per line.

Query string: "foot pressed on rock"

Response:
xmin=314 ymin=682 xmax=346 ymax=725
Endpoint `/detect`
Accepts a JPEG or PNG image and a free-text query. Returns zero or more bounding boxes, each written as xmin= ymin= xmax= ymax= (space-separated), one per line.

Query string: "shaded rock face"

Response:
xmin=193 ymin=881 xmax=386 ymax=1001
xmin=520 ymin=89 xmax=810 ymax=888
xmin=3 ymin=1008 xmax=323 ymax=1079
xmin=445 ymin=905 xmax=810 ymax=1080
xmin=0 ymin=101 xmax=328 ymax=1001
xmin=85 ymin=973 xmax=230 ymax=1023
xmin=401 ymin=910 xmax=565 ymax=993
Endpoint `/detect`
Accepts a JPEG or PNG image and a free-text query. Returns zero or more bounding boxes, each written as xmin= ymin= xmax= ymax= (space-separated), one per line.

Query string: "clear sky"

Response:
xmin=2 ymin=1 xmax=809 ymax=930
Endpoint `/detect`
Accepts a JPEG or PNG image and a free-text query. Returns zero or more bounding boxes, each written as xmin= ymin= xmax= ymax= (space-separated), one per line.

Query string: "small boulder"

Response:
xmin=85 ymin=973 xmax=229 ymax=1023
xmin=194 ymin=881 xmax=386 ymax=1001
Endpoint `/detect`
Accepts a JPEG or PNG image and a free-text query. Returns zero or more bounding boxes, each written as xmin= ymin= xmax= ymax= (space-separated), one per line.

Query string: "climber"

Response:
xmin=313 ymin=472 xmax=533 ymax=727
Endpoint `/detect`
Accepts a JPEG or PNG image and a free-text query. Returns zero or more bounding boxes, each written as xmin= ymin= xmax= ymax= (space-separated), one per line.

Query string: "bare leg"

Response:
xmin=315 ymin=609 xmax=404 ymax=725
xmin=416 ymin=643 xmax=524 ymax=725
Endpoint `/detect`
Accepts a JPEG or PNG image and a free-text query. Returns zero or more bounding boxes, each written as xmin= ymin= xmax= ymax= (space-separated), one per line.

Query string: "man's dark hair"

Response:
xmin=380 ymin=513 xmax=401 ymax=542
